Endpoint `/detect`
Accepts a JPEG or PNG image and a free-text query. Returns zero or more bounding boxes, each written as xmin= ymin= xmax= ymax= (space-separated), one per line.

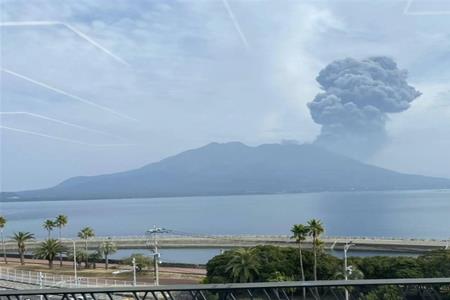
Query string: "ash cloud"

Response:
xmin=307 ymin=56 xmax=421 ymax=160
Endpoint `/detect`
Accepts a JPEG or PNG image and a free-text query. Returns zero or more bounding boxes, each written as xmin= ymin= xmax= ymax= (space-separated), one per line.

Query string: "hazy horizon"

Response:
xmin=1 ymin=0 xmax=450 ymax=191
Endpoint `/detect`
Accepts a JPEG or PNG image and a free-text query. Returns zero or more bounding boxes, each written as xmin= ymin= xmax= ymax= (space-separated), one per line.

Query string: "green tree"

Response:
xmin=123 ymin=254 xmax=152 ymax=271
xmin=291 ymin=224 xmax=309 ymax=300
xmin=363 ymin=286 xmax=402 ymax=300
xmin=42 ymin=219 xmax=55 ymax=239
xmin=205 ymin=250 xmax=235 ymax=283
xmin=418 ymin=250 xmax=450 ymax=278
xmin=12 ymin=232 xmax=35 ymax=265
xmin=68 ymin=249 xmax=87 ymax=267
xmin=0 ymin=216 xmax=7 ymax=264
xmin=206 ymin=245 xmax=340 ymax=284
xmin=307 ymin=219 xmax=324 ymax=281
xmin=333 ymin=266 xmax=364 ymax=280
xmin=268 ymin=271 xmax=295 ymax=299
xmin=99 ymin=239 xmax=117 ymax=269
xmin=55 ymin=215 xmax=68 ymax=267
xmin=89 ymin=251 xmax=103 ymax=269
xmin=225 ymin=248 xmax=260 ymax=283
xmin=268 ymin=271 xmax=292 ymax=282
xmin=353 ymin=256 xmax=422 ymax=279
xmin=77 ymin=227 xmax=95 ymax=268
xmin=34 ymin=239 xmax=65 ymax=269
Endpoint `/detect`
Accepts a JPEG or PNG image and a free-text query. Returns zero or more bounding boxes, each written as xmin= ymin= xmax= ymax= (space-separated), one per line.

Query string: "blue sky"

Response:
xmin=1 ymin=0 xmax=450 ymax=190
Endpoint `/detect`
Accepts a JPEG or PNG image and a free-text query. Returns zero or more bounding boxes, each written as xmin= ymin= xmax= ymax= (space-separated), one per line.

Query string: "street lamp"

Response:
xmin=1 ymin=226 xmax=7 ymax=264
xmin=145 ymin=226 xmax=170 ymax=286
xmin=132 ymin=257 xmax=137 ymax=286
xmin=72 ymin=240 xmax=78 ymax=286
xmin=343 ymin=241 xmax=355 ymax=300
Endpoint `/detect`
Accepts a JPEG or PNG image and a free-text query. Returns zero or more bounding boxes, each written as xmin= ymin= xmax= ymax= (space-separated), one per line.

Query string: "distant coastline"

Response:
xmin=2 ymin=187 xmax=449 ymax=203
xmin=3 ymin=142 xmax=450 ymax=202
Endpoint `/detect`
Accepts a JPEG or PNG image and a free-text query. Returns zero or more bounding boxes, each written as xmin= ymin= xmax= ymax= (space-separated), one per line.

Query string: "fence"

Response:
xmin=1 ymin=278 xmax=450 ymax=299
xmin=0 ymin=267 xmax=147 ymax=288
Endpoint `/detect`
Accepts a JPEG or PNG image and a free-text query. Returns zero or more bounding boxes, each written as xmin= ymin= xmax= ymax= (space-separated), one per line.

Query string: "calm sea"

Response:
xmin=2 ymin=190 xmax=449 ymax=263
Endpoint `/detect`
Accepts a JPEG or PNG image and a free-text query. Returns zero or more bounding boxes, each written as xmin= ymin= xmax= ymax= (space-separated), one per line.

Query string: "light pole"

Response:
xmin=1 ymin=227 xmax=7 ymax=264
xmin=343 ymin=241 xmax=354 ymax=300
xmin=132 ymin=257 xmax=137 ymax=286
xmin=146 ymin=226 xmax=170 ymax=286
xmin=72 ymin=240 xmax=78 ymax=286
xmin=39 ymin=271 xmax=44 ymax=300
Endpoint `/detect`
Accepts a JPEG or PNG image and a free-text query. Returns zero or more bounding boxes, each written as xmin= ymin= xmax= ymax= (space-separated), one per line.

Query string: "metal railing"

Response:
xmin=1 ymin=278 xmax=450 ymax=299
xmin=0 ymin=267 xmax=146 ymax=288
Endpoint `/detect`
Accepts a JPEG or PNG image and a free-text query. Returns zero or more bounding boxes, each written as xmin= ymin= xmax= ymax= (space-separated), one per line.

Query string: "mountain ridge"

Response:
xmin=2 ymin=142 xmax=450 ymax=201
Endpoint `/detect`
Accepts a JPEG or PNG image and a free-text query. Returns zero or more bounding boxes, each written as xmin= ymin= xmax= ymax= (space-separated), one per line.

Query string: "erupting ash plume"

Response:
xmin=307 ymin=56 xmax=421 ymax=160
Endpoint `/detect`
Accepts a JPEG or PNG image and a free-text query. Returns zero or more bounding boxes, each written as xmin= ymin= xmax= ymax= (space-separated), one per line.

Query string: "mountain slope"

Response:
xmin=3 ymin=142 xmax=450 ymax=201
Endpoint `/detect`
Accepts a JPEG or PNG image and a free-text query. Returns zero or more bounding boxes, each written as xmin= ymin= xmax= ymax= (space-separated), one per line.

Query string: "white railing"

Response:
xmin=0 ymin=266 xmax=147 ymax=288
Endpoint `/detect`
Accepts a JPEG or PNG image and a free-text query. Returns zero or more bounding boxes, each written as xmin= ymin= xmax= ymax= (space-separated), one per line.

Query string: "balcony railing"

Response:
xmin=1 ymin=278 xmax=450 ymax=300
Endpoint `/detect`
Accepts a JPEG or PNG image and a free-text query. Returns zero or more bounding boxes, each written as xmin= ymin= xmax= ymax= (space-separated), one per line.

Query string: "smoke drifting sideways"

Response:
xmin=307 ymin=56 xmax=421 ymax=160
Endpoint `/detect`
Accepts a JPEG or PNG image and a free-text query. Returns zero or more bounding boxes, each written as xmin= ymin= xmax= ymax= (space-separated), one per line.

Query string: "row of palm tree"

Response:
xmin=0 ymin=214 xmax=108 ymax=269
xmin=291 ymin=219 xmax=324 ymax=283
xmin=42 ymin=215 xmax=68 ymax=240
xmin=224 ymin=219 xmax=325 ymax=287
xmin=42 ymin=215 xmax=68 ymax=267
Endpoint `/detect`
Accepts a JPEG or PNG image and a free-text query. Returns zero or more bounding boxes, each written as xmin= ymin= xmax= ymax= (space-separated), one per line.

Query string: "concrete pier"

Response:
xmin=3 ymin=235 xmax=448 ymax=254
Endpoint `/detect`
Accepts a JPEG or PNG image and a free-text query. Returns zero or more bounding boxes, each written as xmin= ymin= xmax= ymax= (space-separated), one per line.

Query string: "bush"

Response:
xmin=122 ymin=253 xmax=153 ymax=271
xmin=417 ymin=250 xmax=450 ymax=277
xmin=206 ymin=247 xmax=450 ymax=284
xmin=350 ymin=256 xmax=423 ymax=279
xmin=206 ymin=245 xmax=341 ymax=283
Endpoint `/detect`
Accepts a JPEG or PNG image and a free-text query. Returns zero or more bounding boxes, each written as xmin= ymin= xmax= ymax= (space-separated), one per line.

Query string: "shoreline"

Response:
xmin=2 ymin=188 xmax=450 ymax=203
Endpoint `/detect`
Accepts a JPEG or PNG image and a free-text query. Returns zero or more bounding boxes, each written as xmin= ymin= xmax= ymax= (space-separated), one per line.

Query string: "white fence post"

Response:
xmin=0 ymin=266 xmax=136 ymax=287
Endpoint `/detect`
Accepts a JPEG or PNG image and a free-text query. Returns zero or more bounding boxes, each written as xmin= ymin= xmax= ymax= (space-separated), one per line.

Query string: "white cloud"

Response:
xmin=1 ymin=0 xmax=450 ymax=189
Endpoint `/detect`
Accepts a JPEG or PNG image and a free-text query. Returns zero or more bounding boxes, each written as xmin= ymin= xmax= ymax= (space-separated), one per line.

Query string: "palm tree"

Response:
xmin=55 ymin=215 xmax=68 ymax=267
xmin=42 ymin=219 xmax=55 ymax=239
xmin=225 ymin=248 xmax=260 ymax=283
xmin=78 ymin=227 xmax=95 ymax=268
xmin=291 ymin=224 xmax=309 ymax=299
xmin=89 ymin=251 xmax=103 ymax=269
xmin=70 ymin=249 xmax=86 ymax=268
xmin=34 ymin=239 xmax=65 ymax=269
xmin=99 ymin=239 xmax=117 ymax=269
xmin=307 ymin=219 xmax=325 ymax=281
xmin=0 ymin=216 xmax=7 ymax=264
xmin=12 ymin=232 xmax=35 ymax=265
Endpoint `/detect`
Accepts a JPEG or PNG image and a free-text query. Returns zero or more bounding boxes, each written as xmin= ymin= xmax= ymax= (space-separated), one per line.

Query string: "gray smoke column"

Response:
xmin=307 ymin=56 xmax=421 ymax=160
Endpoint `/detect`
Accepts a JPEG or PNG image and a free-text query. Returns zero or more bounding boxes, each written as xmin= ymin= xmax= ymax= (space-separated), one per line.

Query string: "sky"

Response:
xmin=1 ymin=0 xmax=449 ymax=191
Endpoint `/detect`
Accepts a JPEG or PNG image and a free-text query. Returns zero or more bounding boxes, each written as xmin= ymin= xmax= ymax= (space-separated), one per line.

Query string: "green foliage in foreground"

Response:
xmin=205 ymin=247 xmax=450 ymax=284
xmin=206 ymin=245 xmax=341 ymax=283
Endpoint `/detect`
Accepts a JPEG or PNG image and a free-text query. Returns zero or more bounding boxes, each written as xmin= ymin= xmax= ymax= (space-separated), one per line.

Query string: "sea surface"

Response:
xmin=2 ymin=190 xmax=450 ymax=263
